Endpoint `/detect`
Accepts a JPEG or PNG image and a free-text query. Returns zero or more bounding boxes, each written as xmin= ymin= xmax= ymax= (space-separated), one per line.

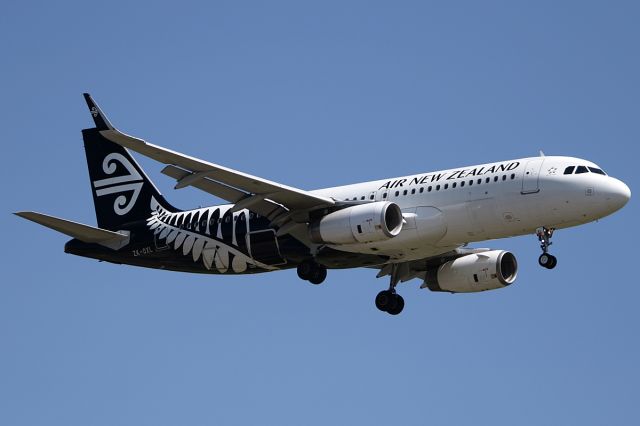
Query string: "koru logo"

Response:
xmin=92 ymin=153 xmax=143 ymax=215
xmin=90 ymin=107 xmax=99 ymax=118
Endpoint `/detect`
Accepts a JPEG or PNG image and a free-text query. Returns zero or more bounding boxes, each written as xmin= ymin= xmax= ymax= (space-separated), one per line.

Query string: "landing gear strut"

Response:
xmin=375 ymin=263 xmax=405 ymax=315
xmin=536 ymin=227 xmax=558 ymax=269
xmin=297 ymin=260 xmax=327 ymax=285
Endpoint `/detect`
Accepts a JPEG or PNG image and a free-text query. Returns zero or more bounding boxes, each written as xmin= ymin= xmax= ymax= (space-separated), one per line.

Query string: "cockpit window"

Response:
xmin=564 ymin=166 xmax=575 ymax=175
xmin=588 ymin=167 xmax=606 ymax=175
xmin=575 ymin=166 xmax=589 ymax=174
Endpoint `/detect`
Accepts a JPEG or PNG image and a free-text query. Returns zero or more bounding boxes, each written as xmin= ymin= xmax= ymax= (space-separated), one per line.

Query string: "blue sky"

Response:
xmin=1 ymin=1 xmax=638 ymax=425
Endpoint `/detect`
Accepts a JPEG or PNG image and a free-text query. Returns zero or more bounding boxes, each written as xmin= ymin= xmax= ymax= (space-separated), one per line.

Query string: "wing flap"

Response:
xmin=161 ymin=165 xmax=247 ymax=203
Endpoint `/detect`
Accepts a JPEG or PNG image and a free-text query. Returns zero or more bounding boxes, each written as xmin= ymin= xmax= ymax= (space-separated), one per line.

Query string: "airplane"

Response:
xmin=15 ymin=94 xmax=631 ymax=315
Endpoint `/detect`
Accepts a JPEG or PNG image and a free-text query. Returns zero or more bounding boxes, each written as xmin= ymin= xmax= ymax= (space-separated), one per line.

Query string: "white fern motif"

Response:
xmin=147 ymin=198 xmax=276 ymax=273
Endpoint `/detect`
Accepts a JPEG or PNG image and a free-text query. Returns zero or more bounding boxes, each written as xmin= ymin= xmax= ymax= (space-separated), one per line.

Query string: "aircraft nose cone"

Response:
xmin=603 ymin=178 xmax=631 ymax=211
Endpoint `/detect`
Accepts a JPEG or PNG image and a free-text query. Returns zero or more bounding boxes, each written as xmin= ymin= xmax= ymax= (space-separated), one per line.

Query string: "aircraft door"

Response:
xmin=521 ymin=158 xmax=545 ymax=194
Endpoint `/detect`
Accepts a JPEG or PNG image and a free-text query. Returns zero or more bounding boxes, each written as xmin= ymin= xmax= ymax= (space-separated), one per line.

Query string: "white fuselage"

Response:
xmin=310 ymin=156 xmax=630 ymax=261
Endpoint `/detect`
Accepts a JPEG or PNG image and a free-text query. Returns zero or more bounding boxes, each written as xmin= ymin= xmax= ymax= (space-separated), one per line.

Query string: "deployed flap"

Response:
xmin=161 ymin=164 xmax=247 ymax=203
xmin=15 ymin=211 xmax=130 ymax=250
xmin=82 ymin=93 xmax=335 ymax=212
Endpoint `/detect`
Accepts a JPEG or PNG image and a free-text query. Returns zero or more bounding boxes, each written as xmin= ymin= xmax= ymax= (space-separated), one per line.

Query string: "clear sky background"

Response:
xmin=1 ymin=1 xmax=638 ymax=425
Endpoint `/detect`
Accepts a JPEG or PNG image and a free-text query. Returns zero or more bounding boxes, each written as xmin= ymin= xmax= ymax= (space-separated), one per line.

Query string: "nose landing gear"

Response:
xmin=536 ymin=227 xmax=557 ymax=269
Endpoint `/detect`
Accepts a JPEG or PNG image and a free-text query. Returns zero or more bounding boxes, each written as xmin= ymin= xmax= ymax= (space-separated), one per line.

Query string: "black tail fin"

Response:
xmin=83 ymin=127 xmax=179 ymax=230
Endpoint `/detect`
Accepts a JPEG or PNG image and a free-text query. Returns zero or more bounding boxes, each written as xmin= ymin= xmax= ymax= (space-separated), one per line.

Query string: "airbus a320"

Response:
xmin=16 ymin=94 xmax=631 ymax=315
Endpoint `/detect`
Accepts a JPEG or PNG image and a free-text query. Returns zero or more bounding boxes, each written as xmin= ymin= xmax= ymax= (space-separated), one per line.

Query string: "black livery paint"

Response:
xmin=69 ymin=126 xmax=384 ymax=274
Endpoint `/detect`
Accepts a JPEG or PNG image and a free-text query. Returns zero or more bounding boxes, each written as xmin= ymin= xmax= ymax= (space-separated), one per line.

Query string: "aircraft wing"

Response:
xmin=82 ymin=93 xmax=335 ymax=223
xmin=374 ymin=247 xmax=491 ymax=286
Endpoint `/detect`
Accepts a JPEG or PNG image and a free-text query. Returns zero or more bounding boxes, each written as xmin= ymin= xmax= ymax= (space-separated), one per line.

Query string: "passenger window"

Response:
xmin=383 ymin=192 xmax=388 ymax=199
xmin=369 ymin=194 xmax=374 ymax=200
xmin=589 ymin=167 xmax=606 ymax=175
xmin=436 ymin=185 xmax=440 ymax=191
xmin=395 ymin=191 xmax=399 ymax=196
xmin=460 ymin=181 xmax=464 ymax=187
xmin=361 ymin=196 xmax=365 ymax=200
xmin=419 ymin=187 xmax=424 ymax=193
xmin=428 ymin=186 xmax=432 ymax=192
xmin=510 ymin=173 xmax=515 ymax=179
xmin=564 ymin=166 xmax=575 ymax=175
xmin=469 ymin=180 xmax=473 ymax=186
xmin=411 ymin=189 xmax=416 ymax=194
xmin=452 ymin=182 xmax=457 ymax=188
xmin=494 ymin=176 xmax=498 ymax=182
xmin=575 ymin=166 xmax=589 ymax=174
xmin=486 ymin=177 xmax=490 ymax=183
xmin=444 ymin=184 xmax=449 ymax=190
xmin=403 ymin=190 xmax=408 ymax=196
xmin=502 ymin=175 xmax=506 ymax=181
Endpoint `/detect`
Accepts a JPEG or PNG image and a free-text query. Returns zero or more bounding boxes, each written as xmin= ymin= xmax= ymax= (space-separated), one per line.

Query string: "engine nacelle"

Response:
xmin=424 ymin=250 xmax=518 ymax=293
xmin=309 ymin=201 xmax=403 ymax=244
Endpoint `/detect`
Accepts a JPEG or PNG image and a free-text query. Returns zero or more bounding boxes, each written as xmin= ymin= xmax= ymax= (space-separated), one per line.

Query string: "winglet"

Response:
xmin=83 ymin=93 xmax=114 ymax=131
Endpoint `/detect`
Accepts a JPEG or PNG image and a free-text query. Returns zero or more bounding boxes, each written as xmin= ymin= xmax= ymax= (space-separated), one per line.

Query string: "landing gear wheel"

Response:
xmin=375 ymin=291 xmax=405 ymax=315
xmin=308 ymin=266 xmax=327 ymax=285
xmin=538 ymin=253 xmax=551 ymax=268
xmin=538 ymin=253 xmax=557 ymax=269
xmin=297 ymin=261 xmax=314 ymax=280
xmin=387 ymin=294 xmax=405 ymax=315
xmin=375 ymin=290 xmax=394 ymax=312
xmin=297 ymin=260 xmax=328 ymax=284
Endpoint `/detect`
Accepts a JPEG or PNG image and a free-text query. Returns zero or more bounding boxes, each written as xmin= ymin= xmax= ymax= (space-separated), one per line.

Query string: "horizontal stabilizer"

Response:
xmin=14 ymin=211 xmax=130 ymax=250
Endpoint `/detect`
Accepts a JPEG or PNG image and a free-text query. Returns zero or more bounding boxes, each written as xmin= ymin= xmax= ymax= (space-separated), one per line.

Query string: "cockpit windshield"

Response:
xmin=563 ymin=165 xmax=607 ymax=176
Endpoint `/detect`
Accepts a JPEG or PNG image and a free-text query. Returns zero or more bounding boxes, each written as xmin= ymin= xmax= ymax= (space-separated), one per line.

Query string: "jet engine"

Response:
xmin=309 ymin=201 xmax=403 ymax=244
xmin=424 ymin=250 xmax=518 ymax=293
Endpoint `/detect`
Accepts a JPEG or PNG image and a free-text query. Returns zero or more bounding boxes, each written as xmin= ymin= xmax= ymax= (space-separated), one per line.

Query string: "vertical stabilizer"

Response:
xmin=83 ymin=127 xmax=178 ymax=230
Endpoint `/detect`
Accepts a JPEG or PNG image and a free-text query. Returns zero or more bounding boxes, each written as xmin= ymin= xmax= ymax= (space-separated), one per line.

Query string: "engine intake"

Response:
xmin=309 ymin=201 xmax=403 ymax=244
xmin=425 ymin=250 xmax=518 ymax=293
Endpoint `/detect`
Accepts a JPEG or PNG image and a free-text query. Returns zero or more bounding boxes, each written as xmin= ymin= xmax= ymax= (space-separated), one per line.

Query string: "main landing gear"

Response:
xmin=536 ymin=226 xmax=558 ymax=269
xmin=297 ymin=260 xmax=327 ymax=285
xmin=375 ymin=263 xmax=405 ymax=315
